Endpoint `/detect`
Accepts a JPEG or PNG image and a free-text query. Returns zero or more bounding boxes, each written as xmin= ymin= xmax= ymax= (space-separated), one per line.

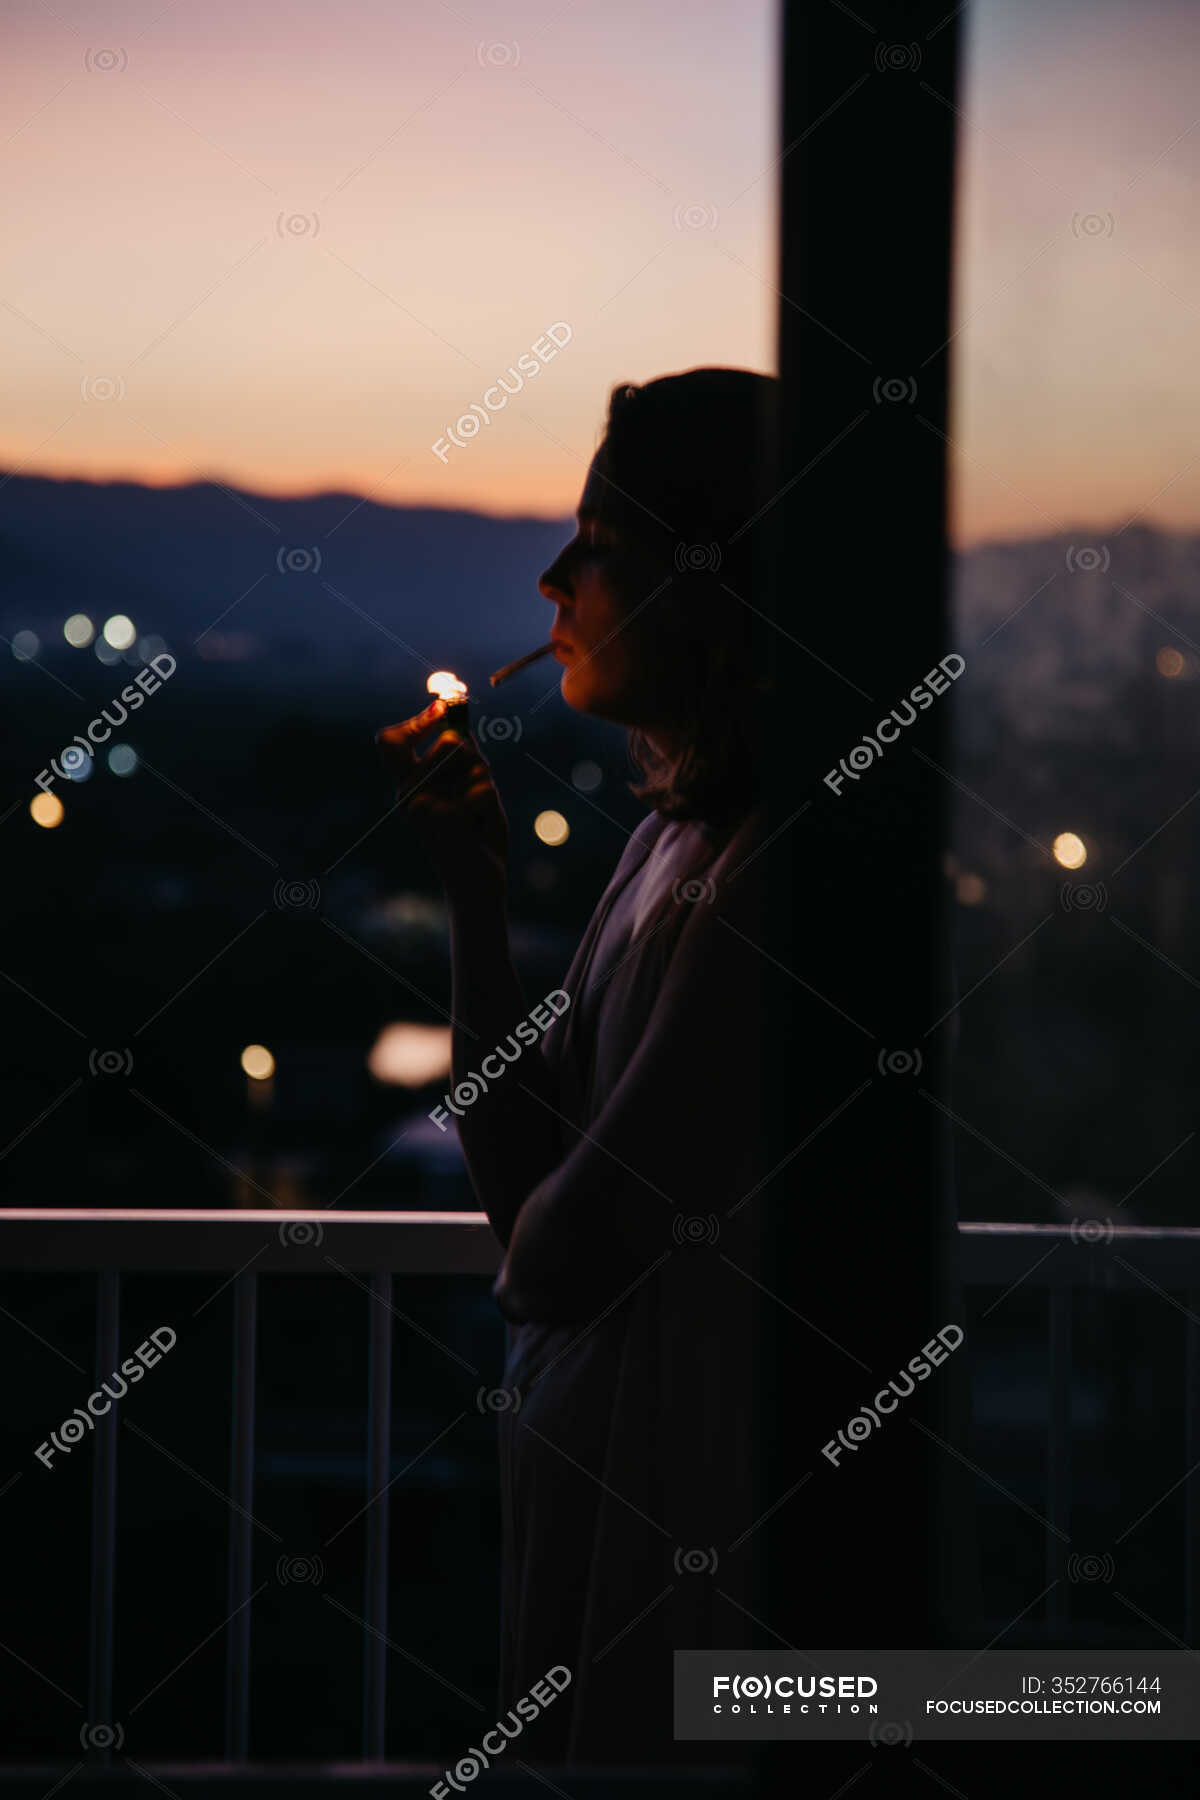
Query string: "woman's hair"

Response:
xmin=597 ymin=367 xmax=781 ymax=825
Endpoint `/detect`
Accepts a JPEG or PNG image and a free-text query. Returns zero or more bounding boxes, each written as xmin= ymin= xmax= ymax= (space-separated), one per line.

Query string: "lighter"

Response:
xmin=425 ymin=669 xmax=470 ymax=740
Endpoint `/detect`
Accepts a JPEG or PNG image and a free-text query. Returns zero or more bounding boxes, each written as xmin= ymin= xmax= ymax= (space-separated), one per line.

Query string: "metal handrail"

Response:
xmin=6 ymin=1212 xmax=1197 ymax=1759
xmin=3 ymin=1209 xmax=502 ymax=1765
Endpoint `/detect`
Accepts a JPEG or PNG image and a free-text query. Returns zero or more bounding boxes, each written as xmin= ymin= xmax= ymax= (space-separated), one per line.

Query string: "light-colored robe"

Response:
xmin=490 ymin=804 xmax=766 ymax=1766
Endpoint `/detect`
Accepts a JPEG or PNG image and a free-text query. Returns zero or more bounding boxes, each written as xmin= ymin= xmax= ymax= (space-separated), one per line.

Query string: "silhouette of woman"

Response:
xmin=378 ymin=368 xmax=779 ymax=1766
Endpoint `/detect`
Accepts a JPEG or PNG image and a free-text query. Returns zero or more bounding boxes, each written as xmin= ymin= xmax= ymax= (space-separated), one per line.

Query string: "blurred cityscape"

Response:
xmin=0 ymin=472 xmax=1194 ymax=1226
xmin=1 ymin=473 xmax=1195 ymax=1756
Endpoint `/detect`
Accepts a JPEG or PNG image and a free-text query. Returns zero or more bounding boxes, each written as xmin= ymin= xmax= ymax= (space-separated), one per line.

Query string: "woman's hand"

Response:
xmin=376 ymin=698 xmax=509 ymax=900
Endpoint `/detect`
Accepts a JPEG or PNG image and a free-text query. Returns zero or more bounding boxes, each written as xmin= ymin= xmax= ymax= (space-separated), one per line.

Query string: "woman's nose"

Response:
xmin=538 ymin=556 xmax=571 ymax=604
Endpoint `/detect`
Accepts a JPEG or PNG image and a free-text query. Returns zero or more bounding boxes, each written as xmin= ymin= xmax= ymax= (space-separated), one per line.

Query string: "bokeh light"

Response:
xmin=102 ymin=614 xmax=136 ymax=650
xmin=64 ymin=614 xmax=95 ymax=647
xmin=367 ymin=1022 xmax=452 ymax=1087
xmin=240 ymin=1044 xmax=275 ymax=1081
xmin=956 ymin=872 xmax=987 ymax=905
xmin=571 ymin=760 xmax=603 ymax=792
xmin=533 ymin=810 xmax=570 ymax=846
xmin=94 ymin=638 xmax=121 ymax=665
xmin=1052 ymin=832 xmax=1087 ymax=869
xmin=30 ymin=793 xmax=64 ymax=829
xmin=11 ymin=630 xmax=39 ymax=661
xmin=1157 ymin=646 xmax=1186 ymax=678
xmin=108 ymin=745 xmax=138 ymax=776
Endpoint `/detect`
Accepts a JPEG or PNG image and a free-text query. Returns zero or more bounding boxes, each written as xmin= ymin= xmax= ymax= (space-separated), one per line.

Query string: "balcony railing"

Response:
xmin=2 ymin=1208 xmax=502 ymax=1777
xmin=2 ymin=1211 xmax=1197 ymax=1784
xmin=958 ymin=1222 xmax=1200 ymax=1645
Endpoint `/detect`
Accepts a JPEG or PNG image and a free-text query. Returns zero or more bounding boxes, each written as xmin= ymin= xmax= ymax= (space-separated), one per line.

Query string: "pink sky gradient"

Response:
xmin=0 ymin=0 xmax=777 ymax=517
xmin=4 ymin=0 xmax=1200 ymax=546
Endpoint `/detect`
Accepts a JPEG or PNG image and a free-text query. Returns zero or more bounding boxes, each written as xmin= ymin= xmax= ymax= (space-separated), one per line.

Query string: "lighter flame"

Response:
xmin=426 ymin=670 xmax=468 ymax=701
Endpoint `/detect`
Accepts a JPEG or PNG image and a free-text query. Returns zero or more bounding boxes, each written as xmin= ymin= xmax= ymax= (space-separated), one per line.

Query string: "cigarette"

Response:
xmin=489 ymin=640 xmax=555 ymax=687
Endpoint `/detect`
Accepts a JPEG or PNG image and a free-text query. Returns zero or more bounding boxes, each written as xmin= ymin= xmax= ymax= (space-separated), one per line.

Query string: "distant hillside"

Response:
xmin=0 ymin=472 xmax=571 ymax=694
xmin=3 ymin=471 xmax=1199 ymax=727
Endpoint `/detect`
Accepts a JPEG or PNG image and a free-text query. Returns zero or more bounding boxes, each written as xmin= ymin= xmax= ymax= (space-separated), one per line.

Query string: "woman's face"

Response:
xmin=538 ymin=447 xmax=672 ymax=728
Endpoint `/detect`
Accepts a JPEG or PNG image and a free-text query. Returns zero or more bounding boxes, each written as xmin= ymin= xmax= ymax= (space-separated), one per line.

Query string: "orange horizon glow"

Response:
xmin=6 ymin=0 xmax=1200 ymax=550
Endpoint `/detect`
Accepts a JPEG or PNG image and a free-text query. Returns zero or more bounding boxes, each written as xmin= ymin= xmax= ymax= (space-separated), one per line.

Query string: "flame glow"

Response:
xmin=426 ymin=670 xmax=468 ymax=701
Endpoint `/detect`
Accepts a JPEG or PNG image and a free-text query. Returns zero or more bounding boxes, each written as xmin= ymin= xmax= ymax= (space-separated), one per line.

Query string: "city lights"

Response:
xmin=1052 ymin=832 xmax=1087 ymax=870
xmin=64 ymin=614 xmax=95 ymax=647
xmin=102 ymin=614 xmax=136 ymax=650
xmin=533 ymin=809 xmax=570 ymax=846
xmin=30 ymin=794 xmax=64 ymax=829
xmin=240 ymin=1044 xmax=275 ymax=1081
xmin=367 ymin=1022 xmax=452 ymax=1087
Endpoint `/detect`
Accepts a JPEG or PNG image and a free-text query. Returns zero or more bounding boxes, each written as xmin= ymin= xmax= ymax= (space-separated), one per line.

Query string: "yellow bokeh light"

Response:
xmin=30 ymin=793 xmax=64 ymax=829
xmin=534 ymin=809 xmax=570 ymax=847
xmin=1157 ymin=646 xmax=1185 ymax=678
xmin=426 ymin=670 xmax=467 ymax=701
xmin=367 ymin=1022 xmax=452 ymax=1087
xmin=1053 ymin=832 xmax=1087 ymax=870
xmin=956 ymin=872 xmax=986 ymax=906
xmin=240 ymin=1043 xmax=275 ymax=1081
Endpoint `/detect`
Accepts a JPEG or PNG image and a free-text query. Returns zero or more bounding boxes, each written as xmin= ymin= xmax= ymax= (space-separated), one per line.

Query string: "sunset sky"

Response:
xmin=3 ymin=0 xmax=1200 ymax=546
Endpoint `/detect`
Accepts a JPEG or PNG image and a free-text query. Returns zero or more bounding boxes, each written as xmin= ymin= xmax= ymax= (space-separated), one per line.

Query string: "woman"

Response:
xmin=379 ymin=368 xmax=778 ymax=1764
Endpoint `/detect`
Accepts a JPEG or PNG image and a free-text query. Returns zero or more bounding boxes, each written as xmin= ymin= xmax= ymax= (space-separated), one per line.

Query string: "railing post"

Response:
xmin=224 ymin=1270 xmax=258 ymax=1760
xmin=1046 ymin=1284 xmax=1072 ymax=1632
xmin=87 ymin=1271 xmax=120 ymax=1765
xmin=1186 ymin=1291 xmax=1199 ymax=1645
xmin=363 ymin=1272 xmax=393 ymax=1759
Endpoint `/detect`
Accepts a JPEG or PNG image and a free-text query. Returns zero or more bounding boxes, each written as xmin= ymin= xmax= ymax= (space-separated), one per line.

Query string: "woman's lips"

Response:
xmin=551 ymin=638 xmax=573 ymax=661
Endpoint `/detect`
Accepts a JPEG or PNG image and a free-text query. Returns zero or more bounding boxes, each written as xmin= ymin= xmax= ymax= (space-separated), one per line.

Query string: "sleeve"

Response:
xmin=452 ymin=808 xmax=665 ymax=1248
xmin=492 ymin=830 xmax=765 ymax=1324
